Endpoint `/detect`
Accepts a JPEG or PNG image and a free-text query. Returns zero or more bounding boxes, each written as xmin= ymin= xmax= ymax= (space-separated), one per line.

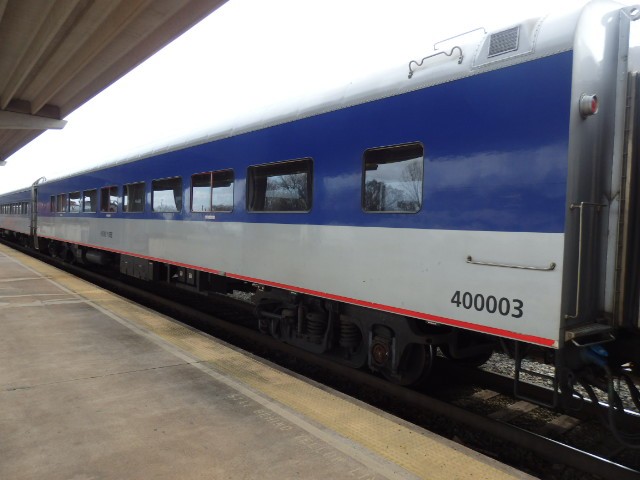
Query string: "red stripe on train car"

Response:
xmin=39 ymin=234 xmax=558 ymax=347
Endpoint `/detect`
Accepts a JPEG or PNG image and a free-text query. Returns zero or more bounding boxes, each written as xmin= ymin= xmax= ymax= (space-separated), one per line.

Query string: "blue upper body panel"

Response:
xmin=36 ymin=51 xmax=573 ymax=233
xmin=0 ymin=189 xmax=30 ymax=204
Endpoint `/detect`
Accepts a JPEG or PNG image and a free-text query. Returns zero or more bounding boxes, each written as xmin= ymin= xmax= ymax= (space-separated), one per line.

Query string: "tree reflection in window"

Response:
xmin=248 ymin=159 xmax=312 ymax=212
xmin=363 ymin=143 xmax=424 ymax=212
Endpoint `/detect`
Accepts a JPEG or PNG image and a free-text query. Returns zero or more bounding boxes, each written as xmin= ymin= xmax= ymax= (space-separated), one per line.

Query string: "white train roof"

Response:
xmin=41 ymin=1 xmax=636 ymax=185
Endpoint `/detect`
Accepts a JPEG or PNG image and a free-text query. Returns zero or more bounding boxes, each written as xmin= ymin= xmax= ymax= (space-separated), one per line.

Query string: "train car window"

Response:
xmin=69 ymin=191 xmax=81 ymax=213
xmin=191 ymin=170 xmax=234 ymax=212
xmin=83 ymin=189 xmax=97 ymax=213
xmin=100 ymin=186 xmax=118 ymax=213
xmin=50 ymin=196 xmax=55 ymax=213
xmin=212 ymin=170 xmax=234 ymax=212
xmin=363 ymin=143 xmax=424 ymax=213
xmin=247 ymin=159 xmax=312 ymax=212
xmin=56 ymin=193 xmax=67 ymax=213
xmin=152 ymin=177 xmax=182 ymax=213
xmin=191 ymin=173 xmax=212 ymax=212
xmin=123 ymin=182 xmax=145 ymax=213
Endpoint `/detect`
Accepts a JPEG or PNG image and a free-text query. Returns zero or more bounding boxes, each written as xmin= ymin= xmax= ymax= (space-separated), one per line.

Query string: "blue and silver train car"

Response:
xmin=2 ymin=0 xmax=639 ymax=438
xmin=0 ymin=187 xmax=32 ymax=241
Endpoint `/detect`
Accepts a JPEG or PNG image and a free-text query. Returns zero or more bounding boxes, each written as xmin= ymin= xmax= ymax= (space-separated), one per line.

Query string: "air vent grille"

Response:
xmin=488 ymin=26 xmax=520 ymax=58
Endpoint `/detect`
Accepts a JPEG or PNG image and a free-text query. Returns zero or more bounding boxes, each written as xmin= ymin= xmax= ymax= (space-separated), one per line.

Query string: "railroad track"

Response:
xmin=3 ymin=239 xmax=639 ymax=480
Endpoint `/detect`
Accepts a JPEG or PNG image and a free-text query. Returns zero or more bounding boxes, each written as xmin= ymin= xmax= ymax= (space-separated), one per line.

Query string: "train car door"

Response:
xmin=30 ymin=177 xmax=45 ymax=250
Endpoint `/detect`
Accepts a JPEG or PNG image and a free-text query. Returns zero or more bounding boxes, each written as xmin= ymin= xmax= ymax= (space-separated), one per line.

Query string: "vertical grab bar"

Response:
xmin=565 ymin=202 xmax=606 ymax=320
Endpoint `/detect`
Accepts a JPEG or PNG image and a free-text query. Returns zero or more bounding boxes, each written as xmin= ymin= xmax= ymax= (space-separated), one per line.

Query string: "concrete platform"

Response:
xmin=0 ymin=243 xmax=537 ymax=480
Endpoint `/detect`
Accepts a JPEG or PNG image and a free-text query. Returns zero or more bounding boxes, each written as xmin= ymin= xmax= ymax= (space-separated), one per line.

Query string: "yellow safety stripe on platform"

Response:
xmin=2 ymin=245 xmax=530 ymax=480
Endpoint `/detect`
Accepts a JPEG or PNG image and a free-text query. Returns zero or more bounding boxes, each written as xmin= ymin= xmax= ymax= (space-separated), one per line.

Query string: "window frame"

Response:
xmin=68 ymin=191 xmax=81 ymax=213
xmin=190 ymin=169 xmax=235 ymax=213
xmin=246 ymin=158 xmax=313 ymax=213
xmin=100 ymin=186 xmax=119 ymax=213
xmin=122 ymin=182 xmax=146 ymax=213
xmin=82 ymin=189 xmax=98 ymax=213
xmin=151 ymin=176 xmax=183 ymax=213
xmin=56 ymin=193 xmax=68 ymax=213
xmin=361 ymin=142 xmax=424 ymax=214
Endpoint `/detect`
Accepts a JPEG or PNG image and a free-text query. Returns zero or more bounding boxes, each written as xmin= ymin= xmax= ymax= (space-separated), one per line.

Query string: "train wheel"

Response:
xmin=382 ymin=344 xmax=434 ymax=387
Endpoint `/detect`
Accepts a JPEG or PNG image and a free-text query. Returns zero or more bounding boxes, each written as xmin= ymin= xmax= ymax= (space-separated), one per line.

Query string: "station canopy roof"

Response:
xmin=0 ymin=0 xmax=226 ymax=164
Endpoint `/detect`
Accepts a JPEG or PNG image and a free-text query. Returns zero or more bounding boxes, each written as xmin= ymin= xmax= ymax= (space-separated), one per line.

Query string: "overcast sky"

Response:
xmin=0 ymin=0 xmax=628 ymax=193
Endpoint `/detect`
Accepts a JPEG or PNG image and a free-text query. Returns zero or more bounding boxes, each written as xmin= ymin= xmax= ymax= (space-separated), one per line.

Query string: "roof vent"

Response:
xmin=488 ymin=26 xmax=520 ymax=57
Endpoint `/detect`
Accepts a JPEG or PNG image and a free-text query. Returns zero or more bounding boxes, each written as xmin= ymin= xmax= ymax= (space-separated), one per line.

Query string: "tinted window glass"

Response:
xmin=248 ymin=159 xmax=312 ymax=212
xmin=212 ymin=170 xmax=234 ymax=212
xmin=191 ymin=170 xmax=234 ymax=212
xmin=82 ymin=189 xmax=98 ymax=213
xmin=152 ymin=177 xmax=182 ymax=213
xmin=123 ymin=182 xmax=145 ymax=213
xmin=191 ymin=173 xmax=211 ymax=212
xmin=56 ymin=194 xmax=67 ymax=213
xmin=100 ymin=186 xmax=118 ymax=212
xmin=69 ymin=191 xmax=81 ymax=213
xmin=83 ymin=189 xmax=97 ymax=213
xmin=363 ymin=143 xmax=424 ymax=213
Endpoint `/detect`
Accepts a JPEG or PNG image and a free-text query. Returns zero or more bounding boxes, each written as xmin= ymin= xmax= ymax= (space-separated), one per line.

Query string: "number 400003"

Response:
xmin=450 ymin=291 xmax=523 ymax=319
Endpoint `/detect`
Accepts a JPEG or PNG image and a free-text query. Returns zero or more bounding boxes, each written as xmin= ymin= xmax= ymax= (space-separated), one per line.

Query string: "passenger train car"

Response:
xmin=2 ymin=0 xmax=640 ymax=446
xmin=0 ymin=187 xmax=32 ymax=239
